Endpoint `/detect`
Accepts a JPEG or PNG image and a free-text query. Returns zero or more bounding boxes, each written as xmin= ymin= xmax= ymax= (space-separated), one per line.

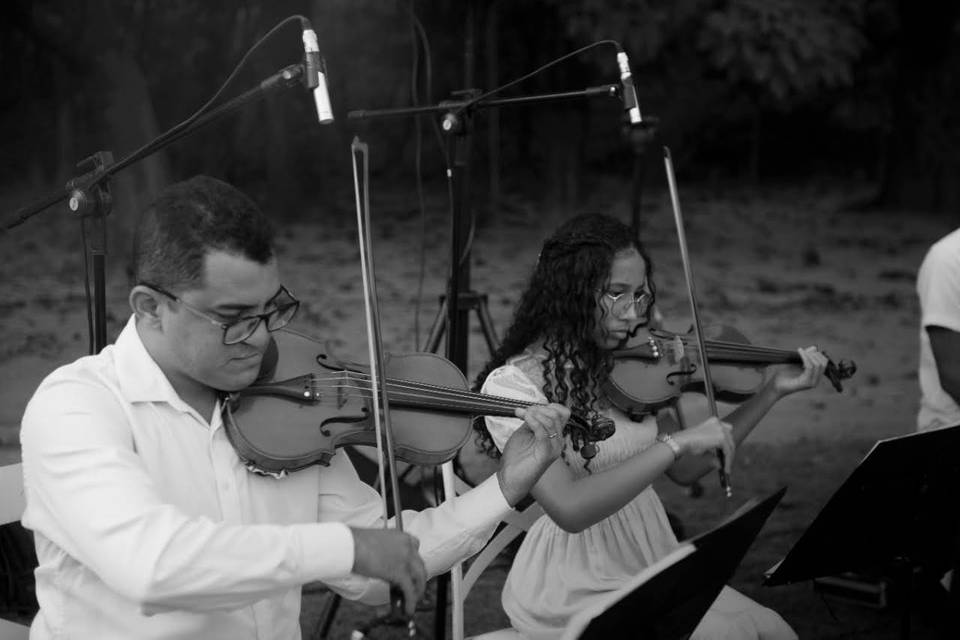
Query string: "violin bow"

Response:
xmin=350 ymin=137 xmax=421 ymax=636
xmin=663 ymin=147 xmax=733 ymax=499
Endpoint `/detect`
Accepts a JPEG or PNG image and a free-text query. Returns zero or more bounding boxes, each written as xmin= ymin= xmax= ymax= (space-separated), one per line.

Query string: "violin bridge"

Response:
xmin=671 ymin=335 xmax=685 ymax=362
xmin=336 ymin=372 xmax=351 ymax=409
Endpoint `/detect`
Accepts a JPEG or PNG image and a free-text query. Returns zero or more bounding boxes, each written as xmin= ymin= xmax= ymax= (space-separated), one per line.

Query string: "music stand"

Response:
xmin=764 ymin=426 xmax=960 ymax=638
xmin=562 ymin=487 xmax=787 ymax=640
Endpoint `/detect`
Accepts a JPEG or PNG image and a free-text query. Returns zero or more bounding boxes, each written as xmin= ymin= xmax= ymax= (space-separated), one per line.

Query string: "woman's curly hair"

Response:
xmin=472 ymin=213 xmax=655 ymax=462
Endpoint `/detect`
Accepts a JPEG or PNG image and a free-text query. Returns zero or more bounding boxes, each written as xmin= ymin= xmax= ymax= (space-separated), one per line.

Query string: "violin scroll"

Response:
xmin=604 ymin=324 xmax=859 ymax=419
xmin=576 ymin=414 xmax=616 ymax=460
xmin=824 ymin=355 xmax=857 ymax=393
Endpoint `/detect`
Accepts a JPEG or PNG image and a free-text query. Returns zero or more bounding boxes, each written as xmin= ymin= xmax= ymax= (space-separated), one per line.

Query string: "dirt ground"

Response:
xmin=1 ymin=177 xmax=956 ymax=638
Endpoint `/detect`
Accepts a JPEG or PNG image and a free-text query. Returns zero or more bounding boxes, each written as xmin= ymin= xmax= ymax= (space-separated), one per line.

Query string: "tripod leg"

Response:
xmin=432 ymin=466 xmax=450 ymax=639
xmin=474 ymin=293 xmax=501 ymax=355
xmin=310 ymin=590 xmax=342 ymax=639
xmin=895 ymin=559 xmax=913 ymax=640
xmin=425 ymin=297 xmax=448 ymax=354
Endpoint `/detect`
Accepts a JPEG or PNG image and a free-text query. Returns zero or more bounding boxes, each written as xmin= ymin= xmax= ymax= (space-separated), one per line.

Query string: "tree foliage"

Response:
xmin=2 ymin=0 xmax=958 ymax=215
xmin=697 ymin=0 xmax=866 ymax=107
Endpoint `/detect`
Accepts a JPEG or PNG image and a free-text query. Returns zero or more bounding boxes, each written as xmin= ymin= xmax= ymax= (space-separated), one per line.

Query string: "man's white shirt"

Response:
xmin=20 ymin=315 xmax=510 ymax=639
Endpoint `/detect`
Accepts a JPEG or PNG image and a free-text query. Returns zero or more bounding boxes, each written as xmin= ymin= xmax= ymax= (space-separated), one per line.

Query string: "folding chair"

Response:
xmin=0 ymin=463 xmax=31 ymax=639
xmin=441 ymin=461 xmax=544 ymax=640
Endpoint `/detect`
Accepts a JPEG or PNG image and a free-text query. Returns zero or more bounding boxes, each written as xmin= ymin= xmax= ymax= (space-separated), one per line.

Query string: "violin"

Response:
xmin=603 ymin=324 xmax=857 ymax=420
xmin=222 ymin=328 xmax=612 ymax=475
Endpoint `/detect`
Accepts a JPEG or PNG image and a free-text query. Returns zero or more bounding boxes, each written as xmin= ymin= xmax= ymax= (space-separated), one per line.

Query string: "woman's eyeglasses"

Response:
xmin=601 ymin=290 xmax=655 ymax=318
xmin=141 ymin=283 xmax=300 ymax=345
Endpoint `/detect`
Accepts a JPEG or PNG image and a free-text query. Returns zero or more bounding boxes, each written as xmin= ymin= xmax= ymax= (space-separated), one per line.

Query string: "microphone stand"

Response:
xmin=2 ymin=63 xmax=308 ymax=354
xmin=348 ymin=83 xmax=619 ymax=375
xmin=347 ymin=82 xmax=620 ymax=640
xmin=625 ymin=118 xmax=658 ymax=234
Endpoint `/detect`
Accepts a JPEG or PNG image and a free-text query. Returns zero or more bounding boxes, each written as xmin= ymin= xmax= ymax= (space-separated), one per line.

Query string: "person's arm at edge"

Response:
xmin=928 ymin=326 xmax=960 ymax=404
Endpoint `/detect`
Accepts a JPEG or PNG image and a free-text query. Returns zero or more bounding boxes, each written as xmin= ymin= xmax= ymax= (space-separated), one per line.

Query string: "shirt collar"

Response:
xmin=114 ymin=315 xmax=188 ymax=406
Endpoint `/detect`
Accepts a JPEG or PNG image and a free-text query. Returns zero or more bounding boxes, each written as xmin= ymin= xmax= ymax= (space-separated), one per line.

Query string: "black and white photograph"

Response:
xmin=1 ymin=1 xmax=958 ymax=638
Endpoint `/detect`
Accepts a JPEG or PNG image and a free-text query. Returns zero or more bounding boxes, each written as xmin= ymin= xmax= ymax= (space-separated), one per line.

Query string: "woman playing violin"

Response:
xmin=474 ymin=213 xmax=828 ymax=639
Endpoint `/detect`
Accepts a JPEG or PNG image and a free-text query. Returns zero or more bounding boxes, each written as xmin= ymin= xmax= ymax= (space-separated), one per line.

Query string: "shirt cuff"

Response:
xmin=293 ymin=521 xmax=355 ymax=581
xmin=469 ymin=473 xmax=513 ymax=520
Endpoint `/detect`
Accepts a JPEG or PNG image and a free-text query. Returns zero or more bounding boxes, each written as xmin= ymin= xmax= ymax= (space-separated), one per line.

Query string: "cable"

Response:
xmin=116 ymin=15 xmax=308 ymax=172
xmin=72 ymin=14 xmax=310 ymax=354
xmin=447 ymin=38 xmax=625 ymax=271
xmin=79 ymin=218 xmax=93 ymax=355
xmin=409 ymin=2 xmax=427 ymax=350
xmin=448 ymin=39 xmax=621 ymax=120
xmin=403 ymin=21 xmax=627 ymax=348
xmin=410 ymin=14 xmax=450 ymax=167
xmin=406 ymin=2 xmax=451 ymax=351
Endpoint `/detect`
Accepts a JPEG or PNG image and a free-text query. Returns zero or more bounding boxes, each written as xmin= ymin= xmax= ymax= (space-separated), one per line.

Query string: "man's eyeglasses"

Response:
xmin=601 ymin=289 xmax=655 ymax=318
xmin=141 ymin=283 xmax=300 ymax=345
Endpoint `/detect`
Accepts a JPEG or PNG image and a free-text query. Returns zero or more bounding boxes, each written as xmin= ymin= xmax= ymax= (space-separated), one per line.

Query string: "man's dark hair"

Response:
xmin=132 ymin=175 xmax=275 ymax=291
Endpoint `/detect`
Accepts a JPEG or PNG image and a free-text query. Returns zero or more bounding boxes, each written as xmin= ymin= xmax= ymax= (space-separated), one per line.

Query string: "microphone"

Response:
xmin=616 ymin=50 xmax=642 ymax=126
xmin=301 ymin=20 xmax=334 ymax=124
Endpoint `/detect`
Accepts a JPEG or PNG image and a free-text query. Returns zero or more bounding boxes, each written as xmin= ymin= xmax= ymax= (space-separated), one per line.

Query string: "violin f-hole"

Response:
xmin=666 ymin=357 xmax=697 ymax=387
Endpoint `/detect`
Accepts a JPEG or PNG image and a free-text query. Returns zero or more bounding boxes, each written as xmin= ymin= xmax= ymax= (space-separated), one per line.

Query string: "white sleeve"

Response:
xmin=918 ymin=235 xmax=960 ymax=333
xmin=20 ymin=375 xmax=354 ymax=614
xmin=480 ymin=364 xmax=547 ymax=453
xmin=314 ymin=439 xmax=513 ymax=605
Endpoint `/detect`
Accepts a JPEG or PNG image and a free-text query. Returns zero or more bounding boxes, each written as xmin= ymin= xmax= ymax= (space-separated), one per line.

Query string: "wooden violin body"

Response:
xmin=604 ymin=324 xmax=857 ymax=419
xmin=223 ymin=328 xmax=610 ymax=475
xmin=224 ymin=329 xmax=473 ymax=474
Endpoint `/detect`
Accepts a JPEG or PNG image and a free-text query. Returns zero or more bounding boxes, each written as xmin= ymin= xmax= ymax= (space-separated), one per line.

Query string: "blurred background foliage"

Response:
xmin=1 ymin=0 xmax=958 ymax=236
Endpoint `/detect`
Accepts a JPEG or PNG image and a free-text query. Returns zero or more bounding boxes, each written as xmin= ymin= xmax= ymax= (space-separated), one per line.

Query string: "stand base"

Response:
xmin=814 ymin=572 xmax=892 ymax=609
xmin=425 ymin=291 xmax=500 ymax=356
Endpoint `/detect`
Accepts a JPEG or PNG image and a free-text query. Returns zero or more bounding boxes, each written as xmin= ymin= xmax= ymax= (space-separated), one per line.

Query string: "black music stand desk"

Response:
xmin=562 ymin=487 xmax=787 ymax=640
xmin=764 ymin=426 xmax=960 ymax=637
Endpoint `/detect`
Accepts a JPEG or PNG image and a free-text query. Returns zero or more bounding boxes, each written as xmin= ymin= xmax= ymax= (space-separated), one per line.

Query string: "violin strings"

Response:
xmin=302 ymin=377 xmax=498 ymax=406
xmin=703 ymin=340 xmax=797 ymax=358
xmin=303 ymin=371 xmax=530 ymax=416
xmin=265 ymin=370 xmax=587 ymax=431
xmin=668 ymin=337 xmax=800 ymax=361
xmin=344 ymin=372 xmax=529 ymax=410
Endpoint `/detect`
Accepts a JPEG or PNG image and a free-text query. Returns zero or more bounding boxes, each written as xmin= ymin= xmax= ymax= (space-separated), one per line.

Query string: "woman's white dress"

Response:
xmin=481 ymin=350 xmax=797 ymax=640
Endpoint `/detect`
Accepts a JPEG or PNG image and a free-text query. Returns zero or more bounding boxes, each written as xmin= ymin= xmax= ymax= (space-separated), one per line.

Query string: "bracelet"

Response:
xmin=656 ymin=433 xmax=682 ymax=461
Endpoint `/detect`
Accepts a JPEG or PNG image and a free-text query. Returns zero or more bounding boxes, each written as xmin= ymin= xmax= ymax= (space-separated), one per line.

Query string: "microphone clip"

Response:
xmin=66 ymin=151 xmax=115 ymax=219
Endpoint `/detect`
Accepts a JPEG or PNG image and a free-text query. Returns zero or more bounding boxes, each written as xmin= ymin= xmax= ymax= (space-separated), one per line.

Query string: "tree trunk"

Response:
xmin=541 ymin=103 xmax=585 ymax=231
xmin=98 ymin=49 xmax=170 ymax=271
xmin=749 ymin=102 xmax=762 ymax=185
xmin=485 ymin=1 xmax=501 ymax=218
xmin=877 ymin=1 xmax=960 ymax=213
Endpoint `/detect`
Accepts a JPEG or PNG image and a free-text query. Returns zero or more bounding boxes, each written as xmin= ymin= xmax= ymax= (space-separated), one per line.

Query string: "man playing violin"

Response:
xmin=18 ymin=175 xmax=569 ymax=640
